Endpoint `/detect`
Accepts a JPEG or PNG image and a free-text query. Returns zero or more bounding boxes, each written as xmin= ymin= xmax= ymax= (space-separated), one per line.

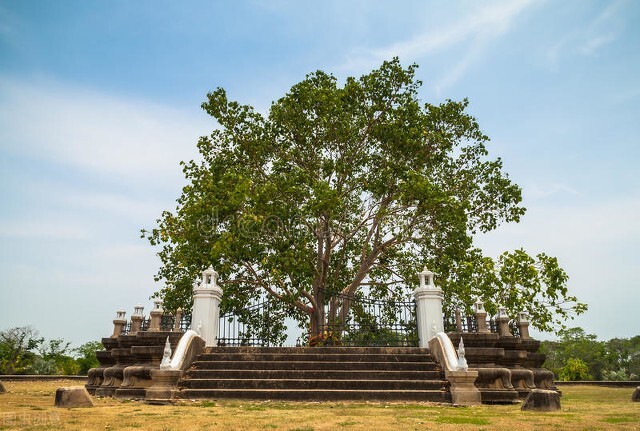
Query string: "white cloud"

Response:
xmin=579 ymin=33 xmax=616 ymax=56
xmin=478 ymin=197 xmax=640 ymax=255
xmin=476 ymin=196 xmax=640 ymax=338
xmin=524 ymin=183 xmax=581 ymax=200
xmin=0 ymin=219 xmax=89 ymax=240
xmin=545 ymin=1 xmax=624 ymax=64
xmin=338 ymin=0 xmax=537 ymax=91
xmin=0 ymin=76 xmax=208 ymax=187
xmin=0 ymin=77 xmax=199 ymax=344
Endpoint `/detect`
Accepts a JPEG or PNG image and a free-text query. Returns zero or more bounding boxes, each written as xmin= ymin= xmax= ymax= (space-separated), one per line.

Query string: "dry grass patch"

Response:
xmin=0 ymin=380 xmax=638 ymax=430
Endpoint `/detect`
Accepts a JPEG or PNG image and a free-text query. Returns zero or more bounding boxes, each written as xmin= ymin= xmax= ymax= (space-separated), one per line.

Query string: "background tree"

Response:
xmin=0 ymin=326 xmax=100 ymax=376
xmin=0 ymin=326 xmax=43 ymax=374
xmin=74 ymin=341 xmax=102 ymax=375
xmin=144 ymin=58 xmax=586 ymax=341
xmin=558 ymin=358 xmax=592 ymax=381
xmin=601 ymin=336 xmax=640 ymax=381
xmin=541 ymin=327 xmax=639 ymax=381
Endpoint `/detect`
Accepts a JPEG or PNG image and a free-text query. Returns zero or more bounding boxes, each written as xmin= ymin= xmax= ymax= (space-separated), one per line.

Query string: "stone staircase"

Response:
xmin=178 ymin=346 xmax=451 ymax=402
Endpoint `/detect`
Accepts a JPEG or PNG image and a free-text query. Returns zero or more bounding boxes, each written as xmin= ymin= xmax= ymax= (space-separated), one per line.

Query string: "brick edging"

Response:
xmin=554 ymin=381 xmax=640 ymax=388
xmin=0 ymin=375 xmax=87 ymax=381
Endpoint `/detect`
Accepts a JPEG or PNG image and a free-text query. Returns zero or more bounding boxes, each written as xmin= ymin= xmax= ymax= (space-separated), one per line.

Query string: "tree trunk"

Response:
xmin=309 ymin=288 xmax=325 ymax=339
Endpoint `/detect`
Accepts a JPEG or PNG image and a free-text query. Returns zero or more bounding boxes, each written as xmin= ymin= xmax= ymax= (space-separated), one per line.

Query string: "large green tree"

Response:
xmin=144 ymin=58 xmax=585 ymax=340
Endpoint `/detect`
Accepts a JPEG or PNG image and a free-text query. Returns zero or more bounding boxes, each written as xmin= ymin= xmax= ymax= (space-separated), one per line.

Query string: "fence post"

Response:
xmin=173 ymin=308 xmax=183 ymax=332
xmin=191 ymin=267 xmax=223 ymax=347
xmin=149 ymin=300 xmax=163 ymax=331
xmin=112 ymin=310 xmax=127 ymax=338
xmin=130 ymin=304 xmax=144 ymax=334
xmin=413 ymin=267 xmax=444 ymax=348
xmin=517 ymin=312 xmax=530 ymax=339
xmin=496 ymin=306 xmax=511 ymax=337
xmin=474 ymin=300 xmax=489 ymax=333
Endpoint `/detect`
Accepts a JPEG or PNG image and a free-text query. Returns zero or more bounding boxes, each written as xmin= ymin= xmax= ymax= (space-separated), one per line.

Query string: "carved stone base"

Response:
xmin=632 ymin=386 xmax=640 ymax=402
xmin=447 ymin=370 xmax=481 ymax=405
xmin=474 ymin=367 xmax=519 ymax=404
xmin=85 ymin=367 xmax=106 ymax=395
xmin=95 ymin=364 xmax=126 ymax=397
xmin=145 ymin=369 xmax=183 ymax=404
xmin=115 ymin=365 xmax=155 ymax=400
xmin=510 ymin=368 xmax=536 ymax=398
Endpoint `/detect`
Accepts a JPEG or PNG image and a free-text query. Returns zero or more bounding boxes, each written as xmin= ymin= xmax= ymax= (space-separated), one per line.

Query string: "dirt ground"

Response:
xmin=0 ymin=380 xmax=638 ymax=430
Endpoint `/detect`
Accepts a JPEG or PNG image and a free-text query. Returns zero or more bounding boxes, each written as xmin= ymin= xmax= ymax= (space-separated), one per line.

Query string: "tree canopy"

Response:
xmin=144 ymin=58 xmax=586 ymax=339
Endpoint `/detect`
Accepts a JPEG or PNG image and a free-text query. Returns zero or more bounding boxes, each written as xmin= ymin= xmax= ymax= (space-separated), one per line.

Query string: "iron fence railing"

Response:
xmin=217 ymin=300 xmax=274 ymax=347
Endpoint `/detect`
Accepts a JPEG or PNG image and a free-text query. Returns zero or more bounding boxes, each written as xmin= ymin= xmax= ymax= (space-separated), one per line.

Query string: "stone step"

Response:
xmin=196 ymin=352 xmax=434 ymax=363
xmin=191 ymin=360 xmax=439 ymax=371
xmin=185 ymin=369 xmax=443 ymax=380
xmin=179 ymin=347 xmax=448 ymax=402
xmin=180 ymin=378 xmax=447 ymax=391
xmin=179 ymin=388 xmax=451 ymax=402
xmin=205 ymin=346 xmax=430 ymax=355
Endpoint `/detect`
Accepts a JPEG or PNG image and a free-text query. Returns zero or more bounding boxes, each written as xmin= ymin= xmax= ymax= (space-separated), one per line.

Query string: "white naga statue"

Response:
xmin=159 ymin=336 xmax=172 ymax=369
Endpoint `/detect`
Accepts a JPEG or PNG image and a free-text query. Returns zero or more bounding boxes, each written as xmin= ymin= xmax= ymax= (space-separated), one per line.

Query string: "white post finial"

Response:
xmin=419 ymin=266 xmax=435 ymax=288
xmin=517 ymin=311 xmax=529 ymax=324
xmin=201 ymin=266 xmax=219 ymax=288
xmin=133 ymin=304 xmax=144 ymax=316
xmin=457 ymin=338 xmax=469 ymax=371
xmin=419 ymin=266 xmax=428 ymax=288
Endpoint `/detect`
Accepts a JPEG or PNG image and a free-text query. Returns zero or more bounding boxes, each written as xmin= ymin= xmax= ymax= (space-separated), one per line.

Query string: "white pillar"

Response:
xmin=413 ymin=267 xmax=444 ymax=348
xmin=191 ymin=267 xmax=223 ymax=347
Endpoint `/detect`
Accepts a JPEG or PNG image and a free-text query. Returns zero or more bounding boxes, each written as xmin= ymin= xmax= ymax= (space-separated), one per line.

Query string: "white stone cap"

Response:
xmin=133 ymin=304 xmax=144 ymax=316
xmin=116 ymin=309 xmax=126 ymax=319
xmin=474 ymin=299 xmax=485 ymax=313
xmin=201 ymin=266 xmax=219 ymax=288
xmin=418 ymin=266 xmax=435 ymax=288
xmin=517 ymin=311 xmax=529 ymax=324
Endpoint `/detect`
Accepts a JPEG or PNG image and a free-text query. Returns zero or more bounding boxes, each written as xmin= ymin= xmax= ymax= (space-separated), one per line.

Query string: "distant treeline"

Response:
xmin=541 ymin=327 xmax=640 ymax=381
xmin=3 ymin=324 xmax=638 ymax=381
xmin=0 ymin=326 xmax=100 ymax=375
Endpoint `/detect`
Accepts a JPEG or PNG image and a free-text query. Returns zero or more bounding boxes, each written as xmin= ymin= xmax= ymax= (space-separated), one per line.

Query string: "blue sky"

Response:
xmin=1 ymin=0 xmax=638 ymax=346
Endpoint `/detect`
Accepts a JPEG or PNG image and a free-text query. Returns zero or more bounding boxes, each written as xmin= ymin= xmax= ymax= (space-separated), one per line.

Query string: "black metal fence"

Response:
xmin=444 ymin=310 xmax=517 ymax=336
xmin=217 ymin=299 xmax=278 ymax=347
xmin=160 ymin=314 xmax=175 ymax=331
xmin=119 ymin=312 xmax=191 ymax=335
xmin=315 ymin=290 xmax=418 ymax=347
xmin=179 ymin=313 xmax=192 ymax=332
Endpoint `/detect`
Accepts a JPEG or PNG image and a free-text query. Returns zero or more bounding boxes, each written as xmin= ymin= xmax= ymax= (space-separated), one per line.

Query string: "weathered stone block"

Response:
xmin=145 ymin=369 xmax=183 ymax=404
xmin=54 ymin=386 xmax=93 ymax=408
xmin=632 ymin=386 xmax=640 ymax=402
xmin=0 ymin=380 xmax=6 ymax=394
xmin=447 ymin=370 xmax=481 ymax=405
xmin=521 ymin=389 xmax=561 ymax=411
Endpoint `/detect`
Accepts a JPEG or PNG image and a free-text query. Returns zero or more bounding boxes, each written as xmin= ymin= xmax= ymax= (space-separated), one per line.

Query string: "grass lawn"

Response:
xmin=0 ymin=380 xmax=638 ymax=430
